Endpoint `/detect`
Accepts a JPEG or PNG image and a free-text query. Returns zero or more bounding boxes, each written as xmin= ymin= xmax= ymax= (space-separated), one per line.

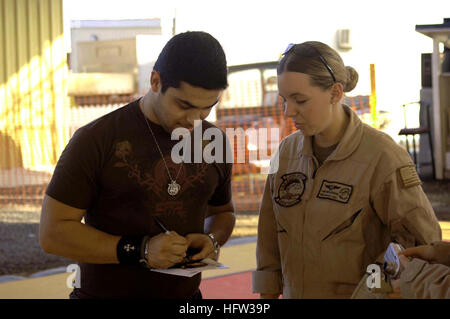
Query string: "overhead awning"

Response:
xmin=416 ymin=18 xmax=450 ymax=44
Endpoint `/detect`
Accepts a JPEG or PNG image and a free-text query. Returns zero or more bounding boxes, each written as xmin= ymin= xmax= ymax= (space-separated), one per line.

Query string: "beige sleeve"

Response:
xmin=400 ymin=258 xmax=450 ymax=299
xmin=429 ymin=241 xmax=450 ymax=266
xmin=252 ymin=175 xmax=283 ymax=295
xmin=371 ymin=168 xmax=442 ymax=250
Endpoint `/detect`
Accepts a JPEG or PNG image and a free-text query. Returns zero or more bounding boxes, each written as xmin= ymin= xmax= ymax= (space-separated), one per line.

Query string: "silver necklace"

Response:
xmin=141 ymin=101 xmax=183 ymax=196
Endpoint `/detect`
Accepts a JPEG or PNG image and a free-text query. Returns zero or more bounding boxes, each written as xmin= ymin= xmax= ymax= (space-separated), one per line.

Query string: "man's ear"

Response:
xmin=330 ymin=82 xmax=344 ymax=104
xmin=150 ymin=70 xmax=162 ymax=93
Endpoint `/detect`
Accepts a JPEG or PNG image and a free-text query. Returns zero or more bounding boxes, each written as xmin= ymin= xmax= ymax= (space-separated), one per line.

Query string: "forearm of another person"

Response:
xmin=400 ymin=258 xmax=450 ymax=299
xmin=39 ymin=195 xmax=120 ymax=264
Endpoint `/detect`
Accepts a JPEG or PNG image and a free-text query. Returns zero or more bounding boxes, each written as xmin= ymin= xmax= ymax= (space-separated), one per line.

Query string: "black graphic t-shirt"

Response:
xmin=46 ymin=99 xmax=232 ymax=298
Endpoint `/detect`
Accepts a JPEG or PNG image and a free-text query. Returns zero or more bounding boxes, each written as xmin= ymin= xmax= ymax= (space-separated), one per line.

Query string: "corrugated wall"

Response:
xmin=0 ymin=0 xmax=67 ymax=171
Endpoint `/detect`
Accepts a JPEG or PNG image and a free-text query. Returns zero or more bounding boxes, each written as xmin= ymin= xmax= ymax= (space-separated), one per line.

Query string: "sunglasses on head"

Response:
xmin=281 ymin=43 xmax=337 ymax=83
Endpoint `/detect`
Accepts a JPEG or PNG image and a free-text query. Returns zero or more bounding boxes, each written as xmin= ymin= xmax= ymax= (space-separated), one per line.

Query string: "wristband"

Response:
xmin=116 ymin=235 xmax=144 ymax=265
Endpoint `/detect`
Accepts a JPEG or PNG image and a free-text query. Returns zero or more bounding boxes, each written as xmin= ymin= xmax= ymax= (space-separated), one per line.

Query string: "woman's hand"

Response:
xmin=399 ymin=244 xmax=441 ymax=263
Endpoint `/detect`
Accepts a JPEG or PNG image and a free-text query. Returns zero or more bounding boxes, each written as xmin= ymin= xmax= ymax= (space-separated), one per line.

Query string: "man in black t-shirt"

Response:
xmin=39 ymin=31 xmax=235 ymax=298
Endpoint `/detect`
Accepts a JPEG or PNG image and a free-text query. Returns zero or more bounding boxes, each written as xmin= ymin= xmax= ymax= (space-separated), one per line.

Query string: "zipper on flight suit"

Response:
xmin=311 ymin=155 xmax=320 ymax=180
xmin=300 ymin=154 xmax=320 ymax=297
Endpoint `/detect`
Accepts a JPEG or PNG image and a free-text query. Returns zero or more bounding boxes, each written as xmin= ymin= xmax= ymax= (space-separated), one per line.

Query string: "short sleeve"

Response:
xmin=207 ymin=162 xmax=232 ymax=206
xmin=45 ymin=127 xmax=101 ymax=209
xmin=207 ymin=128 xmax=233 ymax=207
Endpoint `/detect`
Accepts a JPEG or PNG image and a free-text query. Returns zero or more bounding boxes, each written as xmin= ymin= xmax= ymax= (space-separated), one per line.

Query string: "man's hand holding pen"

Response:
xmin=142 ymin=216 xmax=187 ymax=269
xmin=147 ymin=216 xmax=219 ymax=269
xmin=145 ymin=231 xmax=188 ymax=269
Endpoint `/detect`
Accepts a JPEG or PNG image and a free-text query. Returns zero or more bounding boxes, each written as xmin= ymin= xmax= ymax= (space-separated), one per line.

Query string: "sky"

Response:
xmin=62 ymin=0 xmax=450 ymax=112
xmin=63 ymin=0 xmax=450 ymax=65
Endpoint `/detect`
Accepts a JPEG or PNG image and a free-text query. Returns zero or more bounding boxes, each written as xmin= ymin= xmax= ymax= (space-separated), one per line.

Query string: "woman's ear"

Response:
xmin=330 ymin=82 xmax=344 ymax=104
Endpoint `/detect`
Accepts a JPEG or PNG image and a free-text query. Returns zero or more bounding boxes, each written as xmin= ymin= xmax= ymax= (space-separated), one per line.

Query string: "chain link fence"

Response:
xmin=0 ymin=69 xmax=370 ymax=213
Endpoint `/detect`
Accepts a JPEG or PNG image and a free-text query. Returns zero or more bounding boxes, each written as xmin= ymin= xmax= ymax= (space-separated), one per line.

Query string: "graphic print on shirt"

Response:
xmin=275 ymin=172 xmax=307 ymax=207
xmin=113 ymin=140 xmax=209 ymax=221
xmin=317 ymin=180 xmax=353 ymax=203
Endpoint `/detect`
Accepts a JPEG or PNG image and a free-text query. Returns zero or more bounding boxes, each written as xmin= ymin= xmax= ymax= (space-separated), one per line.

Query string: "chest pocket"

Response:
xmin=313 ymin=197 xmax=365 ymax=241
xmin=321 ymin=208 xmax=362 ymax=241
xmin=271 ymin=171 xmax=309 ymax=233
xmin=273 ymin=172 xmax=307 ymax=207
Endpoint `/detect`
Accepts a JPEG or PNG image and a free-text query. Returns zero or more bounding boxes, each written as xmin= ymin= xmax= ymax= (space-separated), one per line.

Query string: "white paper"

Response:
xmin=150 ymin=258 xmax=228 ymax=277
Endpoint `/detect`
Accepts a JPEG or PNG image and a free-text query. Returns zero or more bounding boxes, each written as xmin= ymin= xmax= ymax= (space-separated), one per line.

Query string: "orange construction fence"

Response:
xmin=0 ymin=91 xmax=371 ymax=213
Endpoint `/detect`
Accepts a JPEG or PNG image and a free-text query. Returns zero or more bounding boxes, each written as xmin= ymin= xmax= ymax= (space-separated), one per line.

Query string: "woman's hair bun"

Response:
xmin=344 ymin=66 xmax=358 ymax=92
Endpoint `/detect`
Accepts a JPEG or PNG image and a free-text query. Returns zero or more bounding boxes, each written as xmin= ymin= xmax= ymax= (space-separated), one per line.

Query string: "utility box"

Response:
xmin=69 ymin=19 xmax=166 ymax=96
xmin=75 ymin=38 xmax=137 ymax=74
xmin=70 ymin=19 xmax=162 ymax=72
xmin=337 ymin=29 xmax=352 ymax=50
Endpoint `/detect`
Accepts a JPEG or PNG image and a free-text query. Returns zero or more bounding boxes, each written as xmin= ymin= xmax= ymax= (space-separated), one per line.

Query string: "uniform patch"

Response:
xmin=275 ymin=172 xmax=307 ymax=207
xmin=317 ymin=180 xmax=353 ymax=204
xmin=398 ymin=165 xmax=422 ymax=188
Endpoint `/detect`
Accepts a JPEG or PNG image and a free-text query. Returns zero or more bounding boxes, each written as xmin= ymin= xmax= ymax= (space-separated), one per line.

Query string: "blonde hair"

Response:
xmin=278 ymin=41 xmax=358 ymax=93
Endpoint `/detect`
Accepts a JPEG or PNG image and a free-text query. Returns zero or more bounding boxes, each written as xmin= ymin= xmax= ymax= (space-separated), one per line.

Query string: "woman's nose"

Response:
xmin=284 ymin=101 xmax=297 ymax=117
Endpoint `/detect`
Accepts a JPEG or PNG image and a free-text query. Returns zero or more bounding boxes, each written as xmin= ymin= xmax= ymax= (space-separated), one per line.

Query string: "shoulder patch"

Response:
xmin=398 ymin=165 xmax=421 ymax=188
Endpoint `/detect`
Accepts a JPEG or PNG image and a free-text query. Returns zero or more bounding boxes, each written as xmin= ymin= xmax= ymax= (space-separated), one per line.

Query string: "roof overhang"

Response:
xmin=416 ymin=18 xmax=450 ymax=44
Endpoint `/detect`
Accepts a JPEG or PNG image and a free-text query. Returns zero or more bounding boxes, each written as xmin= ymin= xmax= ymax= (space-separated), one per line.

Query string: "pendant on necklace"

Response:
xmin=167 ymin=181 xmax=181 ymax=196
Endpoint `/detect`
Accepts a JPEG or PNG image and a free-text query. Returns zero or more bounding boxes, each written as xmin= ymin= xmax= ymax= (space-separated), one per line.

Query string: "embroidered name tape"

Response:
xmin=398 ymin=165 xmax=421 ymax=188
xmin=317 ymin=180 xmax=353 ymax=204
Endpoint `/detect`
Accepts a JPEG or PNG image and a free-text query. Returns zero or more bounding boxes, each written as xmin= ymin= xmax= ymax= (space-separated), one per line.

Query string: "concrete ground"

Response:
xmin=0 ymin=237 xmax=257 ymax=299
xmin=1 ymin=220 xmax=449 ymax=299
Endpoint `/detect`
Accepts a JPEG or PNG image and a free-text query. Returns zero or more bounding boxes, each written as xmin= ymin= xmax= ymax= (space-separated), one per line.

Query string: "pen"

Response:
xmin=153 ymin=216 xmax=172 ymax=236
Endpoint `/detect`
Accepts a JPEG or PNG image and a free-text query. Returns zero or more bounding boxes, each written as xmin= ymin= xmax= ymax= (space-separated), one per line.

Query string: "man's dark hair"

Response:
xmin=153 ymin=31 xmax=228 ymax=93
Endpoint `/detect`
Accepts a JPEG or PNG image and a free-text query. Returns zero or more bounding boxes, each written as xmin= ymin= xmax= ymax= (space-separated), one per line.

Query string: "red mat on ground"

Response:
xmin=200 ymin=271 xmax=259 ymax=299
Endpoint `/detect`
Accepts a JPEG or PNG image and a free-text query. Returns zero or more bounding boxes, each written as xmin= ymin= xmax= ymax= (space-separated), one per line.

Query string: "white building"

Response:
xmin=69 ymin=19 xmax=170 ymax=94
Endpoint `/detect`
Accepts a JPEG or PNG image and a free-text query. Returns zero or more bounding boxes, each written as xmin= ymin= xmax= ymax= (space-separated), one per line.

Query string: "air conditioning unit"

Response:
xmin=337 ymin=29 xmax=352 ymax=50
